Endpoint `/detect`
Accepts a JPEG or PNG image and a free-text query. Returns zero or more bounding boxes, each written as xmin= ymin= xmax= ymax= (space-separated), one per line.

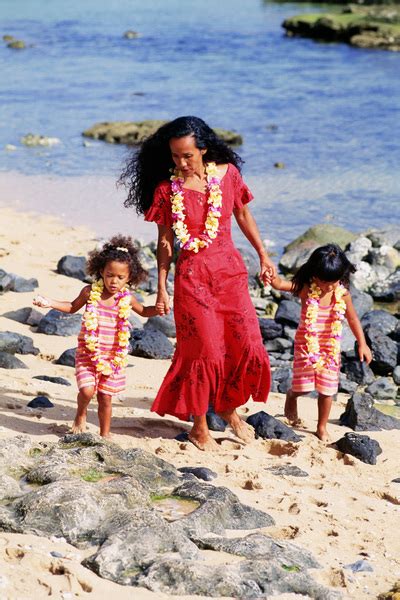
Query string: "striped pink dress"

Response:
xmin=75 ymin=298 xmax=127 ymax=396
xmin=292 ymin=298 xmax=340 ymax=396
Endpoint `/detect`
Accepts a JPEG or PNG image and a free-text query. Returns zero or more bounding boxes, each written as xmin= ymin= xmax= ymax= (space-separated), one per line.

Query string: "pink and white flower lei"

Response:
xmin=170 ymin=162 xmax=222 ymax=253
xmin=82 ymin=280 xmax=131 ymax=376
xmin=304 ymin=280 xmax=347 ymax=371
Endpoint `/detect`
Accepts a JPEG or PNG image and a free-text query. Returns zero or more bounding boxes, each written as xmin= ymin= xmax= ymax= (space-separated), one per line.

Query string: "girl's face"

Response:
xmin=314 ymin=278 xmax=340 ymax=294
xmin=169 ymin=135 xmax=207 ymax=177
xmin=100 ymin=261 xmax=130 ymax=295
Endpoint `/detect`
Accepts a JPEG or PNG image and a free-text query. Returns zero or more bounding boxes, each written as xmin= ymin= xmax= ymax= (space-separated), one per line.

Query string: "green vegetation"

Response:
xmin=281 ymin=564 xmax=301 ymax=572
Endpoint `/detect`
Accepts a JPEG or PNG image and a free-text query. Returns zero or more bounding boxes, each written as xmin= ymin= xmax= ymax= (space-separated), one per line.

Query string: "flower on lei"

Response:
xmin=170 ymin=162 xmax=222 ymax=253
xmin=304 ymin=280 xmax=347 ymax=371
xmin=82 ymin=280 xmax=132 ymax=376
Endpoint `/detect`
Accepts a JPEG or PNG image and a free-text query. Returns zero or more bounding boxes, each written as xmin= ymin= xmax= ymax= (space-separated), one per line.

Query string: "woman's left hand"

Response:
xmin=259 ymin=254 xmax=277 ymax=285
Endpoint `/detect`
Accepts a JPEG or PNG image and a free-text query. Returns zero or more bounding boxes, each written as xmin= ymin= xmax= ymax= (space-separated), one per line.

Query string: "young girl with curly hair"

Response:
xmin=34 ymin=235 xmax=159 ymax=437
xmin=271 ymin=244 xmax=372 ymax=442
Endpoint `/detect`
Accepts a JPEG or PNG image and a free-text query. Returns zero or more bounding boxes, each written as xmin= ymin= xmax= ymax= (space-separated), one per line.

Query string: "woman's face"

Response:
xmin=169 ymin=135 xmax=206 ymax=177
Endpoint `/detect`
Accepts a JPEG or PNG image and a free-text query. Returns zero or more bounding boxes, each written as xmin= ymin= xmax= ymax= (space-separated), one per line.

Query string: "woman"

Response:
xmin=120 ymin=116 xmax=276 ymax=451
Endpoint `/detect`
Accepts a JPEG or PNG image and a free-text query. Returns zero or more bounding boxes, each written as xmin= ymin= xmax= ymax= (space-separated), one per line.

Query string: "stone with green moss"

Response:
xmin=7 ymin=40 xmax=26 ymax=49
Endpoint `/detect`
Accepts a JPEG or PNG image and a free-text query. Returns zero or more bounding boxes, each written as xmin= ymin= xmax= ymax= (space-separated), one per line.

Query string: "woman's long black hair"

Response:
xmin=119 ymin=116 xmax=243 ymax=215
xmin=292 ymin=243 xmax=356 ymax=295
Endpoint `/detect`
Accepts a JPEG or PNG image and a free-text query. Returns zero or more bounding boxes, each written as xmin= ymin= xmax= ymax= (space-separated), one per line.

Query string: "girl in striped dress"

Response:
xmin=34 ymin=235 xmax=159 ymax=437
xmin=271 ymin=244 xmax=372 ymax=441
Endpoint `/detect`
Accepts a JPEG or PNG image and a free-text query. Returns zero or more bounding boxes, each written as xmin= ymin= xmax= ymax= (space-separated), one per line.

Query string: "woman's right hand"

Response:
xmin=33 ymin=295 xmax=51 ymax=308
xmin=156 ymin=289 xmax=170 ymax=315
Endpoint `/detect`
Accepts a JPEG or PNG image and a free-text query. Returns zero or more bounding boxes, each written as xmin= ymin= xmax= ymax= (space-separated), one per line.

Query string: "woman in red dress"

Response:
xmin=120 ymin=116 xmax=276 ymax=451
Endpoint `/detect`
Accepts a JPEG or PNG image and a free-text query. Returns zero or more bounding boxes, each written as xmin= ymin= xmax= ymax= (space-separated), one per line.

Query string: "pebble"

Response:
xmin=344 ymin=559 xmax=373 ymax=572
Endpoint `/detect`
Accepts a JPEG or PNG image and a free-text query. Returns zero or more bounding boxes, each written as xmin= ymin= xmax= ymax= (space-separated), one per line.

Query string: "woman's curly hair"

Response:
xmin=86 ymin=234 xmax=147 ymax=286
xmin=119 ymin=115 xmax=243 ymax=215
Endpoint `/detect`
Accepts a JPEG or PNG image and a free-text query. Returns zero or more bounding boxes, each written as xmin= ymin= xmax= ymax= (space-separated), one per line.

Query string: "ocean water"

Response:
xmin=1 ymin=0 xmax=399 ymax=250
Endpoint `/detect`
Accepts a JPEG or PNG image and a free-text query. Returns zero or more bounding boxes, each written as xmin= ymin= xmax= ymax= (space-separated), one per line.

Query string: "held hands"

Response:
xmin=156 ymin=289 xmax=170 ymax=316
xmin=358 ymin=342 xmax=373 ymax=364
xmin=33 ymin=295 xmax=52 ymax=309
xmin=259 ymin=254 xmax=277 ymax=286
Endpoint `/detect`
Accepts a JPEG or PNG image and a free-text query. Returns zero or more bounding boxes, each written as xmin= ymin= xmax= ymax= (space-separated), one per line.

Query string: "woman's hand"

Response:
xmin=33 ymin=295 xmax=51 ymax=308
xmin=259 ymin=254 xmax=277 ymax=286
xmin=358 ymin=342 xmax=373 ymax=364
xmin=156 ymin=289 xmax=170 ymax=315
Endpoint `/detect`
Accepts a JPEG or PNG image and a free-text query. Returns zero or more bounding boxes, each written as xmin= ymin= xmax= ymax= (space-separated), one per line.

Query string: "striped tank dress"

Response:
xmin=75 ymin=298 xmax=127 ymax=396
xmin=292 ymin=300 xmax=341 ymax=396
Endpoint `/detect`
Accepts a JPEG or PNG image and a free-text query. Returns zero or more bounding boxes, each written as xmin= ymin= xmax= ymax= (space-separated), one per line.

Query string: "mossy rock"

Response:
xmin=7 ymin=40 xmax=26 ymax=49
xmin=378 ymin=581 xmax=400 ymax=600
xmin=3 ymin=35 xmax=15 ymax=42
xmin=284 ymin=224 xmax=357 ymax=253
xmin=82 ymin=121 xmax=243 ymax=146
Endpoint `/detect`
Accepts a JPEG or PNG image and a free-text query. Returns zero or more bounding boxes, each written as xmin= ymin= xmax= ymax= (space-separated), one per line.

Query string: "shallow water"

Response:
xmin=1 ymin=0 xmax=399 ymax=249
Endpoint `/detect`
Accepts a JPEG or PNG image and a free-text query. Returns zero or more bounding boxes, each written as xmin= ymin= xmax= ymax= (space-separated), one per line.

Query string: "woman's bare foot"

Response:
xmin=188 ymin=433 xmax=219 ymax=452
xmin=316 ymin=427 xmax=330 ymax=442
xmin=70 ymin=417 xmax=86 ymax=434
xmin=284 ymin=391 xmax=300 ymax=424
xmin=217 ymin=410 xmax=255 ymax=443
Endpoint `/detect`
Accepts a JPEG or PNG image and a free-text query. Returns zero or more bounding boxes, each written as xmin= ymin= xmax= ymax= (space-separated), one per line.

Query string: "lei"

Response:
xmin=82 ymin=280 xmax=131 ymax=376
xmin=170 ymin=162 xmax=222 ymax=253
xmin=304 ymin=281 xmax=347 ymax=371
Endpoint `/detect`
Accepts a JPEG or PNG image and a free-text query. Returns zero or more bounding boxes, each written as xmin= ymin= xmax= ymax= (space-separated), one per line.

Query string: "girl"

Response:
xmin=33 ymin=235 xmax=159 ymax=438
xmin=271 ymin=243 xmax=372 ymax=442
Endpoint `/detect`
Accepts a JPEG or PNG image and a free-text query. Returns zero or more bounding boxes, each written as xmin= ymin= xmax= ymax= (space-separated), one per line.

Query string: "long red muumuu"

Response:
xmin=145 ymin=163 xmax=270 ymax=421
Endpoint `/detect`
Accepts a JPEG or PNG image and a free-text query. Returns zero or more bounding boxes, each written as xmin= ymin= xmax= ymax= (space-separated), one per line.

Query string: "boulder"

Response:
xmin=279 ymin=241 xmax=318 ymax=275
xmin=275 ymin=300 xmax=301 ymax=327
xmin=3 ymin=306 xmax=43 ymax=326
xmin=57 ymin=255 xmax=88 ymax=281
xmin=338 ymin=372 xmax=358 ymax=395
xmin=0 ymin=331 xmax=39 ymax=355
xmin=345 ymin=236 xmax=372 ymax=264
xmin=367 ymin=225 xmax=400 ymax=248
xmin=369 ymin=269 xmax=400 ymax=302
xmin=368 ymin=245 xmax=400 ymax=273
xmin=340 ymin=391 xmax=400 ymax=431
xmin=144 ymin=311 xmax=176 ymax=338
xmin=33 ymin=375 xmax=71 ymax=387
xmin=366 ymin=378 xmax=398 ymax=402
xmin=0 ymin=269 xmax=13 ymax=294
xmin=0 ymin=352 xmax=28 ymax=369
xmin=361 ymin=310 xmax=398 ymax=336
xmin=284 ymin=224 xmax=356 ymax=254
xmin=365 ymin=330 xmax=397 ymax=375
xmin=178 ymin=467 xmax=217 ymax=482
xmin=335 ymin=432 xmax=382 ymax=465
xmin=340 ymin=357 xmax=375 ymax=385
xmin=271 ymin=367 xmax=293 ymax=394
xmin=130 ymin=328 xmax=174 ymax=359
xmin=258 ymin=318 xmax=283 ymax=341
xmin=21 ymin=134 xmax=60 ymax=146
xmin=27 ymin=396 xmax=54 ymax=409
xmin=247 ymin=411 xmax=302 ymax=442
xmin=55 ymin=348 xmax=77 ymax=367
xmin=349 ymin=286 xmax=373 ymax=319
xmin=123 ymin=30 xmax=139 ymax=39
xmin=393 ymin=366 xmax=400 ymax=386
xmin=7 ymin=40 xmax=26 ymax=49
xmin=37 ymin=310 xmax=82 ymax=336
xmin=264 ymin=337 xmax=293 ymax=354
xmin=9 ymin=274 xmax=38 ymax=292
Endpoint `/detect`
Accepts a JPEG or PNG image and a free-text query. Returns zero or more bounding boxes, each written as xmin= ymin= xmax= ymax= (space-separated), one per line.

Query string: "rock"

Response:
xmin=139 ymin=267 xmax=158 ymax=294
xmin=365 ymin=330 xmax=397 ymax=375
xmin=206 ymin=407 xmax=227 ymax=432
xmin=264 ymin=337 xmax=293 ymax=354
xmin=3 ymin=306 xmax=43 ymax=326
xmin=340 ymin=323 xmax=356 ymax=354
xmin=21 ymin=134 xmax=60 ymax=146
xmin=258 ymin=318 xmax=283 ymax=341
xmin=368 ymin=245 xmax=400 ymax=273
xmin=37 ymin=310 xmax=82 ymax=336
xmin=275 ymin=300 xmax=301 ymax=328
xmin=271 ymin=367 xmax=293 ymax=394
xmin=344 ymin=559 xmax=373 ymax=573
xmin=267 ymin=465 xmax=309 ymax=477
xmin=178 ymin=467 xmax=217 ymax=482
xmin=366 ymin=378 xmax=398 ymax=402
xmin=2 ymin=35 xmax=15 ymax=42
xmin=237 ymin=246 xmax=261 ymax=289
xmin=349 ymin=286 xmax=373 ymax=319
xmin=57 ymin=255 xmax=88 ymax=281
xmin=393 ymin=366 xmax=400 ymax=385
xmin=367 ymin=225 xmax=400 ymax=248
xmin=340 ymin=358 xmax=375 ymax=385
xmin=361 ymin=310 xmax=398 ymax=336
xmin=123 ymin=30 xmax=139 ymax=39
xmin=378 ymin=581 xmax=400 ymax=600
xmin=274 ymin=162 xmax=285 ymax=168
xmin=55 ymin=348 xmax=77 ymax=367
xmin=0 ymin=352 xmax=28 ymax=369
xmin=247 ymin=411 xmax=302 ymax=442
xmin=335 ymin=432 xmax=382 ymax=465
xmin=369 ymin=269 xmax=400 ymax=302
xmin=9 ymin=274 xmax=38 ymax=292
xmin=144 ymin=311 xmax=176 ymax=338
xmin=338 ymin=372 xmax=358 ymax=395
xmin=345 ymin=236 xmax=372 ymax=264
xmin=83 ymin=121 xmax=243 ymax=146
xmin=130 ymin=328 xmax=174 ymax=359
xmin=33 ymin=375 xmax=71 ymax=387
xmin=0 ymin=331 xmax=39 ymax=355
xmin=340 ymin=391 xmax=400 ymax=431
xmin=7 ymin=40 xmax=26 ymax=49
xmin=0 ymin=269 xmax=13 ymax=294
xmin=27 ymin=396 xmax=54 ymax=409
xmin=278 ymin=241 xmax=318 ymax=275
xmin=284 ymin=224 xmax=356 ymax=254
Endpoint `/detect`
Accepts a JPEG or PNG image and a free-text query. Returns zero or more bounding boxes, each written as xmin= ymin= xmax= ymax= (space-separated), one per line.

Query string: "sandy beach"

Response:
xmin=0 ymin=206 xmax=399 ymax=600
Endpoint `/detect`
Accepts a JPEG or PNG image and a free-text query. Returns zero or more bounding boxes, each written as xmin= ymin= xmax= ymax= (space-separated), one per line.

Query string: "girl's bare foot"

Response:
xmin=217 ymin=410 xmax=255 ymax=443
xmin=316 ymin=427 xmax=330 ymax=442
xmin=188 ymin=433 xmax=219 ymax=452
xmin=284 ymin=391 xmax=299 ymax=424
xmin=70 ymin=417 xmax=86 ymax=434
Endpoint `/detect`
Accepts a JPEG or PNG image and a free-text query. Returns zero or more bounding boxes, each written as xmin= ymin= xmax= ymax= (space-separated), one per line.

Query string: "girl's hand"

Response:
xmin=358 ymin=343 xmax=373 ymax=364
xmin=33 ymin=295 xmax=51 ymax=308
xmin=156 ymin=289 xmax=170 ymax=315
xmin=259 ymin=255 xmax=277 ymax=286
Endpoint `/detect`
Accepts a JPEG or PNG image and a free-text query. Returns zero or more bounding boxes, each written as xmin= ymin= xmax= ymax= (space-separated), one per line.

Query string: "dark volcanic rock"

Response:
xmin=37 ymin=310 xmax=82 ymax=336
xmin=130 ymin=328 xmax=174 ymax=359
xmin=275 ymin=300 xmax=301 ymax=327
xmin=340 ymin=358 xmax=375 ymax=385
xmin=336 ymin=432 xmax=382 ymax=465
xmin=55 ymin=348 xmax=76 ymax=367
xmin=267 ymin=465 xmax=309 ymax=477
xmin=57 ymin=255 xmax=88 ymax=282
xmin=366 ymin=377 xmax=397 ymax=401
xmin=0 ymin=352 xmax=28 ymax=369
xmin=10 ymin=274 xmax=38 ymax=292
xmin=247 ymin=411 xmax=302 ymax=442
xmin=365 ymin=330 xmax=397 ymax=375
xmin=361 ymin=310 xmax=398 ymax=336
xmin=0 ymin=269 xmax=13 ymax=294
xmin=27 ymin=396 xmax=54 ymax=409
xmin=33 ymin=375 xmax=71 ymax=386
xmin=258 ymin=318 xmax=283 ymax=341
xmin=178 ymin=467 xmax=217 ymax=482
xmin=369 ymin=269 xmax=400 ymax=302
xmin=144 ymin=311 xmax=176 ymax=337
xmin=0 ymin=331 xmax=39 ymax=355
xmin=3 ymin=306 xmax=43 ymax=326
xmin=340 ymin=391 xmax=400 ymax=431
xmin=350 ymin=286 xmax=373 ymax=319
xmin=206 ymin=409 xmax=227 ymax=432
xmin=338 ymin=372 xmax=358 ymax=395
xmin=271 ymin=367 xmax=293 ymax=394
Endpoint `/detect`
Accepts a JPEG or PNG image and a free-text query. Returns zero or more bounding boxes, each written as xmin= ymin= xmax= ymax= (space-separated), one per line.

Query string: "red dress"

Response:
xmin=145 ymin=163 xmax=270 ymax=421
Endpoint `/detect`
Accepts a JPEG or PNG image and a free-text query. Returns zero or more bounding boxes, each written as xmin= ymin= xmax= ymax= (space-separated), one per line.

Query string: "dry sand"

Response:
xmin=0 ymin=206 xmax=399 ymax=600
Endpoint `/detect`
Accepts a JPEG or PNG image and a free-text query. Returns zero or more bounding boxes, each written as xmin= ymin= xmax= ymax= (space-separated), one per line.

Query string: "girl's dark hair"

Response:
xmin=119 ymin=115 xmax=243 ymax=215
xmin=292 ymin=243 xmax=356 ymax=295
xmin=86 ymin=234 xmax=147 ymax=286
